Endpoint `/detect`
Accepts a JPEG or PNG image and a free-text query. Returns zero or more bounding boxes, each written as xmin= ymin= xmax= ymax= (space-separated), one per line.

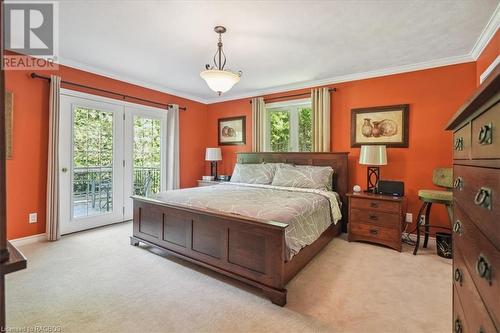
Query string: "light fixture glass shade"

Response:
xmin=359 ymin=145 xmax=387 ymax=165
xmin=200 ymin=69 xmax=240 ymax=95
xmin=205 ymin=147 xmax=222 ymax=161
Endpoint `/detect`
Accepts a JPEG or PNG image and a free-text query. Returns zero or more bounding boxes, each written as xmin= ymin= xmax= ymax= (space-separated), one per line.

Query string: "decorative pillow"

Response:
xmin=230 ymin=163 xmax=276 ymax=184
xmin=271 ymin=165 xmax=334 ymax=190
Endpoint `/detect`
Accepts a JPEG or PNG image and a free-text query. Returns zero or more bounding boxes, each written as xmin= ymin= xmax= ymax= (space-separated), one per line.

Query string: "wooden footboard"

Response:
xmin=131 ymin=152 xmax=348 ymax=306
xmin=131 ymin=196 xmax=289 ymax=305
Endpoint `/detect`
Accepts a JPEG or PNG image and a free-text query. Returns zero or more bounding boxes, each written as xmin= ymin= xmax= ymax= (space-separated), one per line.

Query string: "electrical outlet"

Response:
xmin=419 ymin=215 xmax=425 ymax=225
xmin=29 ymin=213 xmax=37 ymax=224
xmin=405 ymin=213 xmax=413 ymax=223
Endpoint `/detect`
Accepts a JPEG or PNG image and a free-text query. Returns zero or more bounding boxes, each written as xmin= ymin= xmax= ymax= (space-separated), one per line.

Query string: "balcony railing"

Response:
xmin=73 ymin=166 xmax=160 ymax=217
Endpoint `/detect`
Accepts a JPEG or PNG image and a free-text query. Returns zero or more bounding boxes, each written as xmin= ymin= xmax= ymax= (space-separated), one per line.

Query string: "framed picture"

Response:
xmin=218 ymin=116 xmax=246 ymax=146
xmin=351 ymin=104 xmax=409 ymax=148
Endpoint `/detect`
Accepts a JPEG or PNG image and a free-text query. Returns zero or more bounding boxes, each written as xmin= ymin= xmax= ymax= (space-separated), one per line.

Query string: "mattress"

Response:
xmin=155 ymin=183 xmax=342 ymax=260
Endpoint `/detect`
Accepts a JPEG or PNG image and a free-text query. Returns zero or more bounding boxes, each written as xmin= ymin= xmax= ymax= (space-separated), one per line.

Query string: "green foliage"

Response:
xmin=298 ymin=107 xmax=312 ymax=152
xmin=133 ymin=116 xmax=161 ymax=196
xmin=269 ymin=111 xmax=290 ymax=152
xmin=72 ymin=108 xmax=161 ymax=198
xmin=133 ymin=116 xmax=161 ymax=168
xmin=268 ymin=106 xmax=312 ymax=152
xmin=73 ymin=107 xmax=113 ymax=168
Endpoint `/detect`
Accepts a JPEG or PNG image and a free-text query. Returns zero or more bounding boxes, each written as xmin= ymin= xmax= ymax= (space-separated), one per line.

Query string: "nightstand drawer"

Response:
xmin=349 ymin=222 xmax=399 ymax=243
xmin=350 ymin=197 xmax=400 ymax=213
xmin=350 ymin=208 xmax=400 ymax=228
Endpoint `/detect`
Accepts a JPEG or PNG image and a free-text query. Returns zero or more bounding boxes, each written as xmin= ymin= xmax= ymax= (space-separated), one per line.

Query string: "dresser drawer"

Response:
xmin=453 ymin=165 xmax=500 ymax=248
xmin=349 ymin=197 xmax=400 ymax=213
xmin=453 ymin=247 xmax=498 ymax=331
xmin=350 ymin=208 xmax=400 ymax=228
xmin=471 ymin=101 xmax=500 ymax=159
xmin=453 ymin=286 xmax=469 ymax=333
xmin=453 ymin=123 xmax=471 ymax=160
xmin=453 ymin=205 xmax=500 ymax=323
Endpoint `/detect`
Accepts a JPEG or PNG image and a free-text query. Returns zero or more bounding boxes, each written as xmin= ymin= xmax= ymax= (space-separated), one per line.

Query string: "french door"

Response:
xmin=59 ymin=90 xmax=167 ymax=234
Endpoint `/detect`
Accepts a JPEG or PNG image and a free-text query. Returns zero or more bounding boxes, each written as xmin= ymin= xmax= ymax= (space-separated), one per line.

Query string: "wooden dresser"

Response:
xmin=347 ymin=192 xmax=406 ymax=252
xmin=446 ymin=65 xmax=499 ymax=333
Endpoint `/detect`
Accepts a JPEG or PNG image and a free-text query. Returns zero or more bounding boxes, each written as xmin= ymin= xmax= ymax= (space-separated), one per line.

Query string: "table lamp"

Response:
xmin=205 ymin=148 xmax=222 ymax=180
xmin=359 ymin=145 xmax=387 ymax=193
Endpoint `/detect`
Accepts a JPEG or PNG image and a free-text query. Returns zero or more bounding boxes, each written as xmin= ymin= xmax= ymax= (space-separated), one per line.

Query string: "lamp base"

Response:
xmin=210 ymin=161 xmax=218 ymax=180
xmin=366 ymin=166 xmax=380 ymax=193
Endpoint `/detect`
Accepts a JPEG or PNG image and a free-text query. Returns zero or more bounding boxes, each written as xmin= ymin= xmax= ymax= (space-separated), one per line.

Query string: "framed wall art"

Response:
xmin=218 ymin=116 xmax=246 ymax=146
xmin=351 ymin=104 xmax=409 ymax=148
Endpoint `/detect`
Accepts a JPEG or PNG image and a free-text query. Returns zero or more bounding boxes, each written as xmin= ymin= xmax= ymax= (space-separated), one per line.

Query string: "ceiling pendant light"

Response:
xmin=200 ymin=26 xmax=242 ymax=96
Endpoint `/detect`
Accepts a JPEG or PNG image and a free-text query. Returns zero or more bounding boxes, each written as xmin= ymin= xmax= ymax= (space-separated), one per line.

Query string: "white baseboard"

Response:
xmin=10 ymin=233 xmax=46 ymax=247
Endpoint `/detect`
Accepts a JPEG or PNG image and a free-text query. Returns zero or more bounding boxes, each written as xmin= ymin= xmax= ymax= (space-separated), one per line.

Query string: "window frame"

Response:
xmin=265 ymin=98 xmax=311 ymax=152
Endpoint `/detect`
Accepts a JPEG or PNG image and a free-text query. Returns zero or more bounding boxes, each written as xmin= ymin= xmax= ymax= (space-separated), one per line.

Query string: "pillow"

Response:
xmin=230 ymin=163 xmax=276 ymax=184
xmin=271 ymin=165 xmax=334 ymax=190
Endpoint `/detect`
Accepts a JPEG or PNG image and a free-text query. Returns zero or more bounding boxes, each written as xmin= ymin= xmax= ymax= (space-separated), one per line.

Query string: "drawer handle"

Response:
xmin=369 ymin=229 xmax=378 ymax=235
xmin=476 ymin=254 xmax=492 ymax=285
xmin=474 ymin=187 xmax=492 ymax=210
xmin=478 ymin=122 xmax=492 ymax=145
xmin=454 ymin=318 xmax=462 ymax=333
xmin=454 ymin=137 xmax=464 ymax=151
xmin=452 ymin=220 xmax=462 ymax=236
xmin=453 ymin=177 xmax=463 ymax=191
xmin=454 ymin=268 xmax=462 ymax=285
xmin=370 ymin=202 xmax=378 ymax=208
xmin=369 ymin=214 xmax=378 ymax=221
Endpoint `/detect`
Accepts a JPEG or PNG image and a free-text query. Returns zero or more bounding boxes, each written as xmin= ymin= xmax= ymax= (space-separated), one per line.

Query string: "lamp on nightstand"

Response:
xmin=359 ymin=145 xmax=387 ymax=193
xmin=205 ymin=148 xmax=222 ymax=180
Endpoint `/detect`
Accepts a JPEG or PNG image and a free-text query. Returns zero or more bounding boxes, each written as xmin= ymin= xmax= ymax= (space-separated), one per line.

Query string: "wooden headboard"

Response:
xmin=237 ymin=152 xmax=349 ymax=231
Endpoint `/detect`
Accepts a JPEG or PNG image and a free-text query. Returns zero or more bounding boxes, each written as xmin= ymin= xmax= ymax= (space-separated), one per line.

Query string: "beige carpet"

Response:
xmin=6 ymin=222 xmax=451 ymax=333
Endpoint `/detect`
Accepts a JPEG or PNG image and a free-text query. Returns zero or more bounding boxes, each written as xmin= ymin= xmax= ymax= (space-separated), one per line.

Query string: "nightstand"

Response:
xmin=347 ymin=192 xmax=406 ymax=252
xmin=197 ymin=180 xmax=222 ymax=187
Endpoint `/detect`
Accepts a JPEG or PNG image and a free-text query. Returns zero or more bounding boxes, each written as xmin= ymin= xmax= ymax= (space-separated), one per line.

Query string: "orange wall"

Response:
xmin=8 ymin=36 xmax=497 ymax=240
xmin=206 ymin=63 xmax=477 ymax=231
xmin=5 ymin=65 xmax=207 ymax=239
xmin=476 ymin=29 xmax=499 ymax=85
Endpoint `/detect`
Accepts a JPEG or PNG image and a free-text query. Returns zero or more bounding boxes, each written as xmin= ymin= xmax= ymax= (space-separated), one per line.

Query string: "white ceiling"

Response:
xmin=56 ymin=0 xmax=500 ymax=103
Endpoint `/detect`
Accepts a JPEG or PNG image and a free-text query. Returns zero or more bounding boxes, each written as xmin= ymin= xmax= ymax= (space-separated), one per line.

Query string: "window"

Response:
xmin=266 ymin=99 xmax=312 ymax=152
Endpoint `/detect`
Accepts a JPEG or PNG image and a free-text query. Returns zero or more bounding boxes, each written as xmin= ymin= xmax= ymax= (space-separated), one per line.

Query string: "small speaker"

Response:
xmin=377 ymin=180 xmax=404 ymax=197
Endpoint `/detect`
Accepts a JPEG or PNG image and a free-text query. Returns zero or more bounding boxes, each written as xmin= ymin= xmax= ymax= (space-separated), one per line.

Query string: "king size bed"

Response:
xmin=130 ymin=152 xmax=348 ymax=305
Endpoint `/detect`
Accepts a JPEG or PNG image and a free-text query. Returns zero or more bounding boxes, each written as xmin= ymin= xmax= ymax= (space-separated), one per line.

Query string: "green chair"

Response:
xmin=413 ymin=168 xmax=453 ymax=255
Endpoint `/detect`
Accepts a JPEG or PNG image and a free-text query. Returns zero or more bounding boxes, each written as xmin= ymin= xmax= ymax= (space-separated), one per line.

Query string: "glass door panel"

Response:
xmin=123 ymin=106 xmax=167 ymax=220
xmin=60 ymin=93 xmax=124 ymax=235
xmin=72 ymin=106 xmax=114 ymax=218
xmin=133 ymin=116 xmax=161 ymax=198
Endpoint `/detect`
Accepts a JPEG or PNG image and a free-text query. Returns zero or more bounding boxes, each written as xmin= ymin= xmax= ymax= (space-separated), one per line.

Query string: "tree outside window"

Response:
xmin=267 ymin=100 xmax=311 ymax=152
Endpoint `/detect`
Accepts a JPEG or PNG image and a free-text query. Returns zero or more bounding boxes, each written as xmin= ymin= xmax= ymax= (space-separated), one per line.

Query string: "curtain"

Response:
xmin=166 ymin=104 xmax=180 ymax=190
xmin=251 ymin=97 xmax=266 ymax=152
xmin=311 ymin=87 xmax=331 ymax=152
xmin=46 ymin=75 xmax=61 ymax=241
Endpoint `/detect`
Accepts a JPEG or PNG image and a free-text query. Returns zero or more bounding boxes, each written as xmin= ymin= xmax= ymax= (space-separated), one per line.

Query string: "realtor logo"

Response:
xmin=3 ymin=1 xmax=59 ymax=70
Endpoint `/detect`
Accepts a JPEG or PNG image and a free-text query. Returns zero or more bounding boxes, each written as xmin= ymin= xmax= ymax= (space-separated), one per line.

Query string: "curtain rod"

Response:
xmin=30 ymin=72 xmax=187 ymax=111
xmin=249 ymin=88 xmax=336 ymax=104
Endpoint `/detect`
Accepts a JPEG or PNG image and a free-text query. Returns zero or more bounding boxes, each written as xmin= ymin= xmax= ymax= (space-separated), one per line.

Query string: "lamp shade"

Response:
xmin=205 ymin=148 xmax=222 ymax=161
xmin=359 ymin=145 xmax=387 ymax=166
xmin=200 ymin=69 xmax=241 ymax=95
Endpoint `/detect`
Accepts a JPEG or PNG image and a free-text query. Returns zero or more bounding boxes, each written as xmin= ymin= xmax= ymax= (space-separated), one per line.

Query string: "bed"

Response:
xmin=130 ymin=152 xmax=349 ymax=305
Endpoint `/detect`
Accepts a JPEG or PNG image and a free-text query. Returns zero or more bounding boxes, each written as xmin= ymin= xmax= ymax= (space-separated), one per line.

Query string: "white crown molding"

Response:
xmin=470 ymin=4 xmax=500 ymax=60
xmin=480 ymin=55 xmax=500 ymax=84
xmin=10 ymin=233 xmax=46 ymax=247
xmin=206 ymin=54 xmax=474 ymax=104
xmin=56 ymin=57 xmax=210 ymax=104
